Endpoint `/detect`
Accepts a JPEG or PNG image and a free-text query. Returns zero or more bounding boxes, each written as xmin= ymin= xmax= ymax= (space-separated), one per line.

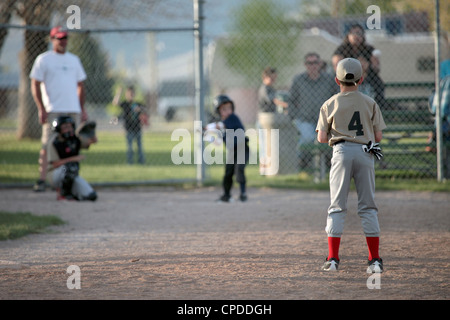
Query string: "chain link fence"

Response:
xmin=1 ymin=0 xmax=449 ymax=189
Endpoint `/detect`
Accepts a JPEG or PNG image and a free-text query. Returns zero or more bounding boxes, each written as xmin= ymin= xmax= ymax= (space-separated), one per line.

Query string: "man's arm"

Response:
xmin=31 ymin=78 xmax=47 ymax=124
xmin=77 ymin=81 xmax=87 ymax=121
xmin=112 ymin=86 xmax=123 ymax=106
xmin=287 ymin=77 xmax=301 ymax=116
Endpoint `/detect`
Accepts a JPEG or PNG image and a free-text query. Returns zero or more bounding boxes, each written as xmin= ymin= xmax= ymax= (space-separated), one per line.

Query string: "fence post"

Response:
xmin=434 ymin=0 xmax=443 ymax=182
xmin=194 ymin=0 xmax=205 ymax=185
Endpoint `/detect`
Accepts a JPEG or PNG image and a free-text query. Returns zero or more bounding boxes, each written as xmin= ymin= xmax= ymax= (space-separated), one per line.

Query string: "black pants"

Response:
xmin=223 ymin=163 xmax=246 ymax=196
xmin=223 ymin=142 xmax=249 ymax=196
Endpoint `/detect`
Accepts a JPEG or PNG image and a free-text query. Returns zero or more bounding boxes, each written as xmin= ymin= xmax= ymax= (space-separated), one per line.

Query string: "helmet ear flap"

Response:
xmin=228 ymin=100 xmax=235 ymax=112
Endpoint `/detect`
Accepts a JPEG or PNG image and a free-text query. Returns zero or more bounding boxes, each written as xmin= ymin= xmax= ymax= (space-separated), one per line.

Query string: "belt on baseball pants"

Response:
xmin=333 ymin=140 xmax=345 ymax=146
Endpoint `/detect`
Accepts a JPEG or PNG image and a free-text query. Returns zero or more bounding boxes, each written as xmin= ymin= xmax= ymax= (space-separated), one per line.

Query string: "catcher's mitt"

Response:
xmin=76 ymin=121 xmax=97 ymax=148
xmin=76 ymin=121 xmax=97 ymax=138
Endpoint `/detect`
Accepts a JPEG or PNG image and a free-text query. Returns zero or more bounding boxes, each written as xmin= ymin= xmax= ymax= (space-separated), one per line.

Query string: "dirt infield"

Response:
xmin=0 ymin=186 xmax=448 ymax=301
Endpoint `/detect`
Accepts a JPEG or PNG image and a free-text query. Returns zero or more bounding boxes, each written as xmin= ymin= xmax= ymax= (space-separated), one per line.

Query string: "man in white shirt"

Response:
xmin=30 ymin=26 xmax=88 ymax=192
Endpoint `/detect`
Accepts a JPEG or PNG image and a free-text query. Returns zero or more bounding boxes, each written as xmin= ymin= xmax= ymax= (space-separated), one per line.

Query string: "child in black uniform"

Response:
xmin=47 ymin=115 xmax=98 ymax=201
xmin=213 ymin=95 xmax=249 ymax=202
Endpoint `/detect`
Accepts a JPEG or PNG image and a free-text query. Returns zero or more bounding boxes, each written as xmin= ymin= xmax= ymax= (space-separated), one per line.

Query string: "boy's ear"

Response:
xmin=358 ymin=77 xmax=364 ymax=84
xmin=335 ymin=77 xmax=340 ymax=85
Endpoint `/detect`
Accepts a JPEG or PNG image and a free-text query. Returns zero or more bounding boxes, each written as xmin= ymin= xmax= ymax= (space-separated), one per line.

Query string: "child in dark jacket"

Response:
xmin=213 ymin=95 xmax=249 ymax=202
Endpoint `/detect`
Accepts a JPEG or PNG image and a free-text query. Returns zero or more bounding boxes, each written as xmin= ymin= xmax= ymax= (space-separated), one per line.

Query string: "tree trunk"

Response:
xmin=15 ymin=0 xmax=53 ymax=139
xmin=17 ymin=28 xmax=49 ymax=139
xmin=0 ymin=0 xmax=16 ymax=55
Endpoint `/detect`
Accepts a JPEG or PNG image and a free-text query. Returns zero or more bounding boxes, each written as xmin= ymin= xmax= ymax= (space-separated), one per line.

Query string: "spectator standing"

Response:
xmin=357 ymin=54 xmax=387 ymax=108
xmin=113 ymin=86 xmax=148 ymax=165
xmin=288 ymin=52 xmax=338 ymax=167
xmin=332 ymin=24 xmax=387 ymax=109
xmin=257 ymin=67 xmax=288 ymax=174
xmin=428 ymin=59 xmax=450 ymax=178
xmin=257 ymin=67 xmax=287 ymax=114
xmin=332 ymin=24 xmax=379 ymax=74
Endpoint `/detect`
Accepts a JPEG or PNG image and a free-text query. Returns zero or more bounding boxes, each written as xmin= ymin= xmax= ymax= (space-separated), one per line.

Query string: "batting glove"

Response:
xmin=362 ymin=141 xmax=383 ymax=160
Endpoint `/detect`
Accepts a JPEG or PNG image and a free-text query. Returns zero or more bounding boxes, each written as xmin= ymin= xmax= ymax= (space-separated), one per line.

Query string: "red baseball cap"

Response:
xmin=50 ymin=26 xmax=68 ymax=39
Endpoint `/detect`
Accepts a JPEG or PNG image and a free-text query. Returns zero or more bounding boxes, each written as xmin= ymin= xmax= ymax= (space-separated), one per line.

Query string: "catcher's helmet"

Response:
xmin=213 ymin=95 xmax=234 ymax=113
xmin=52 ymin=115 xmax=76 ymax=133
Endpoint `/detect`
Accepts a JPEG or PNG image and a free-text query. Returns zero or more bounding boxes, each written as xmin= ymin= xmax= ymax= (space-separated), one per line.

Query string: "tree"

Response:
xmin=67 ymin=33 xmax=114 ymax=104
xmin=7 ymin=0 xmax=54 ymax=139
xmin=0 ymin=0 xmax=17 ymax=55
xmin=300 ymin=0 xmax=447 ymax=31
xmin=220 ymin=0 xmax=300 ymax=87
xmin=0 ymin=0 xmax=170 ymax=139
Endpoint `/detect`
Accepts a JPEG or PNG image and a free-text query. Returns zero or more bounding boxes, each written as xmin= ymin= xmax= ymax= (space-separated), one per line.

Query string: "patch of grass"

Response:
xmin=0 ymin=211 xmax=65 ymax=241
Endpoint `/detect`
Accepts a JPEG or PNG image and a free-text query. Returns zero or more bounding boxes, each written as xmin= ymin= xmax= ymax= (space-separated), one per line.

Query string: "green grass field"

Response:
xmin=0 ymin=130 xmax=448 ymax=192
xmin=0 ymin=211 xmax=65 ymax=240
xmin=0 ymin=128 xmax=448 ymax=241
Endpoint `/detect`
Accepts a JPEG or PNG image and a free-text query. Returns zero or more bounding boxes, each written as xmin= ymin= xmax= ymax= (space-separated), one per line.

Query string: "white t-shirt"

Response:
xmin=30 ymin=51 xmax=87 ymax=113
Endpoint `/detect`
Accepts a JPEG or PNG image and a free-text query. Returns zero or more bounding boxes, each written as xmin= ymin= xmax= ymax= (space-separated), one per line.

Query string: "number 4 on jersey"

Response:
xmin=348 ymin=111 xmax=364 ymax=136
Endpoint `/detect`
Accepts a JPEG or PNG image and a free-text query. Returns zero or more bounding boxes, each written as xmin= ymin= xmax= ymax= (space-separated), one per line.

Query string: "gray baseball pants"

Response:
xmin=50 ymin=165 xmax=95 ymax=200
xmin=325 ymin=141 xmax=380 ymax=237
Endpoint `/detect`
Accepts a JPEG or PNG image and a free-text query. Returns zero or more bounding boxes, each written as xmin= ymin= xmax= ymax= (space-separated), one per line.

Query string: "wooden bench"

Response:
xmin=381 ymin=110 xmax=434 ymax=143
xmin=380 ymin=82 xmax=436 ymax=176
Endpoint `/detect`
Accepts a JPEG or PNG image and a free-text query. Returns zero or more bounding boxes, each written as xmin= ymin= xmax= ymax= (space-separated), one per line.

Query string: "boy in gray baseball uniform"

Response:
xmin=316 ymin=58 xmax=386 ymax=273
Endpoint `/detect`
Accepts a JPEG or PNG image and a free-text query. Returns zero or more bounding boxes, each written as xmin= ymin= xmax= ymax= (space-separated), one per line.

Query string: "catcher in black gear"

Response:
xmin=47 ymin=116 xmax=98 ymax=201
